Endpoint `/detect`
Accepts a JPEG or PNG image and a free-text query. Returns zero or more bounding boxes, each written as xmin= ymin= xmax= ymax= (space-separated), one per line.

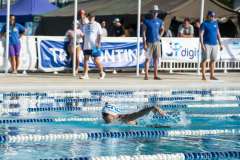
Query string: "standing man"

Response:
xmin=112 ymin=18 xmax=125 ymax=37
xmin=143 ymin=5 xmax=164 ymax=80
xmin=80 ymin=13 xmax=105 ymax=79
xmin=200 ymin=11 xmax=223 ymax=80
xmin=0 ymin=15 xmax=25 ymax=74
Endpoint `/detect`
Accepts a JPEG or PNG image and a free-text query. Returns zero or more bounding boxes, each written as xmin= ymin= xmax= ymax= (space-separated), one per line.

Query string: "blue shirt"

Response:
xmin=1 ymin=23 xmax=25 ymax=45
xmin=200 ymin=20 xmax=219 ymax=45
xmin=144 ymin=18 xmax=164 ymax=43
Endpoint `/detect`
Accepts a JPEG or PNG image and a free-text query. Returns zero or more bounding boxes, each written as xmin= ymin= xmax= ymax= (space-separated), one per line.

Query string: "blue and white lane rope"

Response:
xmin=25 ymin=104 xmax=186 ymax=113
xmin=27 ymin=107 xmax=82 ymax=112
xmin=76 ymin=151 xmax=240 ymax=160
xmin=1 ymin=92 xmax=47 ymax=97
xmin=212 ymin=90 xmax=240 ymax=95
xmin=90 ymin=90 xmax=134 ymax=96
xmin=0 ymin=117 xmax=100 ymax=124
xmin=1 ymin=98 xmax=102 ymax=104
xmin=1 ymin=89 xmax=240 ymax=98
xmin=172 ymin=90 xmax=211 ymax=95
xmin=47 ymin=91 xmax=91 ymax=97
xmin=187 ymin=103 xmax=239 ymax=108
xmin=90 ymin=151 xmax=240 ymax=160
xmin=1 ymin=104 xmax=239 ymax=115
xmin=189 ymin=114 xmax=240 ymax=118
xmin=39 ymin=151 xmax=240 ymax=160
xmin=2 ymin=96 xmax=240 ymax=104
xmin=2 ymin=129 xmax=240 ymax=143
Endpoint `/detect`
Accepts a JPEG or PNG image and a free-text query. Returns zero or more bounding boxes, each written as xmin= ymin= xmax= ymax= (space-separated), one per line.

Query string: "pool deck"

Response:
xmin=0 ymin=72 xmax=240 ymax=91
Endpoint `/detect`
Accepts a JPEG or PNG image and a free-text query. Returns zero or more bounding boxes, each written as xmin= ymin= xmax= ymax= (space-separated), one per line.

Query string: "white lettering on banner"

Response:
xmin=102 ymin=49 xmax=138 ymax=63
xmin=161 ymin=38 xmax=201 ymax=62
xmin=49 ymin=48 xmax=68 ymax=62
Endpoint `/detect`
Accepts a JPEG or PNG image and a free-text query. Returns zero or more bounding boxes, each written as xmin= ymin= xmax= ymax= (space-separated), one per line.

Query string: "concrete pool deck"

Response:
xmin=0 ymin=72 xmax=240 ymax=91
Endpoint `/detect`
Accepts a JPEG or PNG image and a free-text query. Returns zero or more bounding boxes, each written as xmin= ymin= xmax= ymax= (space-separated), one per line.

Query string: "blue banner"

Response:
xmin=38 ymin=38 xmax=146 ymax=72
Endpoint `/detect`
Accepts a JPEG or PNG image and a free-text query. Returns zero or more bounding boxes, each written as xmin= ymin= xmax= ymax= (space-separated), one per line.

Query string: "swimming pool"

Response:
xmin=0 ymin=88 xmax=240 ymax=160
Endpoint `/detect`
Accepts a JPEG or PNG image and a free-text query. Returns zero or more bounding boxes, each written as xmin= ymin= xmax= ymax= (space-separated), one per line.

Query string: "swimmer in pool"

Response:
xmin=102 ymin=102 xmax=169 ymax=128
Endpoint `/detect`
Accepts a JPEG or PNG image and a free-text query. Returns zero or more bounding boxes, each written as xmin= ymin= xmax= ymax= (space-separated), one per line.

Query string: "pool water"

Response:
xmin=0 ymin=88 xmax=240 ymax=160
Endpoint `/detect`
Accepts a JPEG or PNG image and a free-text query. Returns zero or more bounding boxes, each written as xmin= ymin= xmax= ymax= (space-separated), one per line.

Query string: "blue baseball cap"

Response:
xmin=102 ymin=103 xmax=121 ymax=116
xmin=208 ymin=11 xmax=216 ymax=17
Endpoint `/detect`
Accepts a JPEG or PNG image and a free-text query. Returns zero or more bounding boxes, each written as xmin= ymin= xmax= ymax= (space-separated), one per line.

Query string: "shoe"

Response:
xmin=12 ymin=70 xmax=18 ymax=74
xmin=80 ymin=74 xmax=89 ymax=79
xmin=154 ymin=77 xmax=162 ymax=80
xmin=144 ymin=76 xmax=149 ymax=80
xmin=210 ymin=77 xmax=218 ymax=80
xmin=99 ymin=72 xmax=106 ymax=79
xmin=202 ymin=77 xmax=207 ymax=81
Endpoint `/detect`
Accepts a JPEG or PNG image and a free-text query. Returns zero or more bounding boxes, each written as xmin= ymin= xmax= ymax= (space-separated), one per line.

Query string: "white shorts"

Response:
xmin=202 ymin=44 xmax=218 ymax=62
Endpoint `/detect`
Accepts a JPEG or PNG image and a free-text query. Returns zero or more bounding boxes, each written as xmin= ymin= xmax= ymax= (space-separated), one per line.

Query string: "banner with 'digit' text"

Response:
xmin=37 ymin=37 xmax=146 ymax=72
xmin=161 ymin=38 xmax=201 ymax=62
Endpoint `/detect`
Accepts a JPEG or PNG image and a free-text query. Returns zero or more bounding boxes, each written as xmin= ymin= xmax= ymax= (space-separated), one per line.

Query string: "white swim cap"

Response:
xmin=102 ymin=103 xmax=121 ymax=116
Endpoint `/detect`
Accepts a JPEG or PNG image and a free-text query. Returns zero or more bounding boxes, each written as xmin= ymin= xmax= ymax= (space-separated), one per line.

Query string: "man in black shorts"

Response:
xmin=80 ymin=13 xmax=105 ymax=79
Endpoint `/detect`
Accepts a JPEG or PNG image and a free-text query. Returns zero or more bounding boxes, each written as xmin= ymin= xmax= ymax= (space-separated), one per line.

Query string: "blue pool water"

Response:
xmin=0 ymin=88 xmax=240 ymax=160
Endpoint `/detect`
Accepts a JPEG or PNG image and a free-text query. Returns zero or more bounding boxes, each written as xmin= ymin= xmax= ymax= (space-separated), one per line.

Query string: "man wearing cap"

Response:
xmin=143 ymin=5 xmax=164 ymax=80
xmin=112 ymin=18 xmax=125 ymax=37
xmin=102 ymin=102 xmax=165 ymax=125
xmin=80 ymin=13 xmax=106 ymax=80
xmin=200 ymin=11 xmax=223 ymax=80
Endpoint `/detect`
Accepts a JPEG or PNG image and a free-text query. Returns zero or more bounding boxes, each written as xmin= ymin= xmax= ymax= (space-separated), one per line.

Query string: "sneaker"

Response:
xmin=141 ymin=69 xmax=145 ymax=74
xmin=99 ymin=72 xmax=106 ymax=79
xmin=80 ymin=74 xmax=89 ymax=79
xmin=113 ymin=69 xmax=117 ymax=74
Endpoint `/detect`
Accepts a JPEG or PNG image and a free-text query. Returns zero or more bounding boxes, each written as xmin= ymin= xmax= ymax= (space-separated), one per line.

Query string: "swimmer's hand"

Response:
xmin=152 ymin=107 xmax=166 ymax=116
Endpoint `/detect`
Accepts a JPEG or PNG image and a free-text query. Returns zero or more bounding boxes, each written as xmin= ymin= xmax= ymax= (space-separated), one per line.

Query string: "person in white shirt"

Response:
xmin=65 ymin=20 xmax=84 ymax=73
xmin=80 ymin=13 xmax=106 ymax=79
xmin=101 ymin=21 xmax=108 ymax=37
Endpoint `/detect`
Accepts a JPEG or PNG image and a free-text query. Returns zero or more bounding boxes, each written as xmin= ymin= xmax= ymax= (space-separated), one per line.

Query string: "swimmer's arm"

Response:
xmin=119 ymin=107 xmax=164 ymax=123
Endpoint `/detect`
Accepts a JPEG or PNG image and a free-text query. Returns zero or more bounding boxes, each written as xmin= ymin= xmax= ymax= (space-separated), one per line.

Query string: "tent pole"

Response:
xmin=4 ymin=0 xmax=10 ymax=74
xmin=73 ymin=0 xmax=78 ymax=77
xmin=200 ymin=0 xmax=205 ymax=23
xmin=136 ymin=0 xmax=141 ymax=77
xmin=197 ymin=0 xmax=205 ymax=75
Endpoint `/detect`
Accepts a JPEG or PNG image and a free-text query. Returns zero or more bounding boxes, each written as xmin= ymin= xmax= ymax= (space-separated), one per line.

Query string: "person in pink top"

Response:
xmin=65 ymin=20 xmax=84 ymax=73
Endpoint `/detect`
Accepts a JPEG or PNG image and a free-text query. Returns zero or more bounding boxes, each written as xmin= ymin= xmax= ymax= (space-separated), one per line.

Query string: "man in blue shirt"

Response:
xmin=1 ymin=15 xmax=25 ymax=74
xmin=200 ymin=11 xmax=223 ymax=80
xmin=143 ymin=5 xmax=164 ymax=80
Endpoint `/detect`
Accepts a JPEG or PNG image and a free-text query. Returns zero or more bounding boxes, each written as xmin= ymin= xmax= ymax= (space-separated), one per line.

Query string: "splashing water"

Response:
xmin=139 ymin=111 xmax=191 ymax=127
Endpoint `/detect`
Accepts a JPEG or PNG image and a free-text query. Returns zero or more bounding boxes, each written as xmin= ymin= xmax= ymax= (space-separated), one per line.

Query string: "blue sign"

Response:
xmin=38 ymin=39 xmax=145 ymax=72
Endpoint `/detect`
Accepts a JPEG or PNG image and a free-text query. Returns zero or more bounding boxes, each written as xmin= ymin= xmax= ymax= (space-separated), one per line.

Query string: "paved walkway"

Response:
xmin=0 ymin=72 xmax=239 ymax=91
